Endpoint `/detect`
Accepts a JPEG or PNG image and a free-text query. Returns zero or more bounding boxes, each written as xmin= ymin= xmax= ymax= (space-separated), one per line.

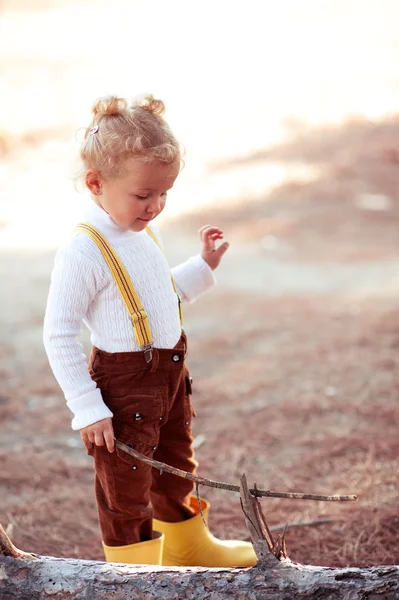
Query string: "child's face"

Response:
xmin=86 ymin=157 xmax=180 ymax=231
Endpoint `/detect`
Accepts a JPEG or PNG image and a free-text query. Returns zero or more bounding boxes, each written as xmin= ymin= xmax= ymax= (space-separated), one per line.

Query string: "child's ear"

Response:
xmin=85 ymin=169 xmax=103 ymax=195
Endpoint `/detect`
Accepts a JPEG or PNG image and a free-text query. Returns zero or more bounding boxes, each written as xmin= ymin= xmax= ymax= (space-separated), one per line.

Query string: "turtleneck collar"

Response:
xmin=82 ymin=199 xmax=144 ymax=243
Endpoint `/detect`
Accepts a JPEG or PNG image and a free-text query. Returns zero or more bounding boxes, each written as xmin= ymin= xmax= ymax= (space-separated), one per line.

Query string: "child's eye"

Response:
xmin=136 ymin=195 xmax=148 ymax=200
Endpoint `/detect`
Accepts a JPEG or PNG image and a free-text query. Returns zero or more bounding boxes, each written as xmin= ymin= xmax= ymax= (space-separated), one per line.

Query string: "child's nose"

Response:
xmin=148 ymin=196 xmax=162 ymax=213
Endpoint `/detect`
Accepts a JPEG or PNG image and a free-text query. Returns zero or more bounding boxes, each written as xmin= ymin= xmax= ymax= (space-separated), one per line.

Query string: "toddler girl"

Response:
xmin=43 ymin=94 xmax=256 ymax=567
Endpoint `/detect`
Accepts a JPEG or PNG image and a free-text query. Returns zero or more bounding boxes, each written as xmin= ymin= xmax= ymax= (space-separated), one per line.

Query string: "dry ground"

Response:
xmin=1 ymin=117 xmax=399 ymax=568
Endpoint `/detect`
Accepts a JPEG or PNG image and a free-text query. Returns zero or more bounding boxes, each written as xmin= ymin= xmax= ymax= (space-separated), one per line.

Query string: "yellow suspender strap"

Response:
xmin=75 ymin=223 xmax=154 ymax=350
xmin=145 ymin=226 xmax=183 ymax=324
xmin=75 ymin=222 xmax=183 ymax=357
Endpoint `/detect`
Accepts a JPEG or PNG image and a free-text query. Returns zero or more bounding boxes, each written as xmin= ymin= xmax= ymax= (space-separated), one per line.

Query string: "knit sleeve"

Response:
xmin=43 ymin=243 xmax=113 ymax=430
xmin=148 ymin=222 xmax=216 ymax=303
xmin=171 ymin=255 xmax=216 ymax=303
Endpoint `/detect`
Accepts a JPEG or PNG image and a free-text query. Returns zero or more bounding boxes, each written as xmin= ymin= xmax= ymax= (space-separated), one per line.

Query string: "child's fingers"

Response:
xmin=80 ymin=423 xmax=114 ymax=452
xmin=203 ymin=235 xmax=223 ymax=251
xmin=104 ymin=426 xmax=115 ymax=453
xmin=201 ymin=230 xmax=224 ymax=249
xmin=209 ymin=232 xmax=223 ymax=241
xmin=199 ymin=225 xmax=223 ymax=242
xmin=80 ymin=433 xmax=92 ymax=451
xmin=214 ymin=241 xmax=230 ymax=258
xmin=94 ymin=431 xmax=105 ymax=446
xmin=198 ymin=224 xmax=211 ymax=237
xmin=202 ymin=227 xmax=223 ymax=237
xmin=198 ymin=225 xmax=210 ymax=243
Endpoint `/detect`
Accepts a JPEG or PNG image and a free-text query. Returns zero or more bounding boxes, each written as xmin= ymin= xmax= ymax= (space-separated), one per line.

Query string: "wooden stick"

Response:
xmin=270 ymin=517 xmax=334 ymax=532
xmin=0 ymin=524 xmax=36 ymax=559
xmin=239 ymin=473 xmax=278 ymax=566
xmin=240 ymin=517 xmax=335 ymax=538
xmin=115 ymin=439 xmax=357 ymax=502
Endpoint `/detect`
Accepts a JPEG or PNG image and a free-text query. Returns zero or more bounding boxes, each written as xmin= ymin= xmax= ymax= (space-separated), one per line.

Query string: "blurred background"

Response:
xmin=1 ymin=0 xmax=398 ymax=568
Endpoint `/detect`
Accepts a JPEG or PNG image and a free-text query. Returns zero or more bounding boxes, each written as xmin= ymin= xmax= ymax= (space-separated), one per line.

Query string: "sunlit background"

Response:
xmin=1 ymin=0 xmax=399 ymax=248
xmin=2 ymin=0 xmax=399 ymax=568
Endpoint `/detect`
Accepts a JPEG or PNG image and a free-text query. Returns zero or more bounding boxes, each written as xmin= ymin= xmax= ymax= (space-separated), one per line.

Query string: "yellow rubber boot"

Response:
xmin=153 ymin=497 xmax=257 ymax=567
xmin=102 ymin=531 xmax=164 ymax=564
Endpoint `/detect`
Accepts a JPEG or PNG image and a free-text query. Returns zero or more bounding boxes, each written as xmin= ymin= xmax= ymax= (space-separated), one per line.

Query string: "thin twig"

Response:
xmin=239 ymin=473 xmax=281 ymax=564
xmin=115 ymin=439 xmax=357 ymax=502
xmin=239 ymin=475 xmax=270 ymax=551
xmin=256 ymin=491 xmax=277 ymax=549
xmin=281 ymin=524 xmax=288 ymax=558
xmin=239 ymin=497 xmax=263 ymax=542
xmin=195 ymin=483 xmax=208 ymax=528
xmin=243 ymin=517 xmax=334 ymax=541
xmin=270 ymin=517 xmax=334 ymax=532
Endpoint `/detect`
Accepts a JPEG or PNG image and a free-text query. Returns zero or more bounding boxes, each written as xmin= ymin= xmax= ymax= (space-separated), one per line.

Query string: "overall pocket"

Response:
xmin=112 ymin=393 xmax=163 ymax=449
xmin=114 ymin=427 xmax=159 ymax=468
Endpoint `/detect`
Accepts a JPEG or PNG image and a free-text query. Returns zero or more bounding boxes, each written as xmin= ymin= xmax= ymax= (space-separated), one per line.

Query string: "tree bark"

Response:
xmin=0 ymin=469 xmax=392 ymax=600
xmin=1 ymin=553 xmax=398 ymax=600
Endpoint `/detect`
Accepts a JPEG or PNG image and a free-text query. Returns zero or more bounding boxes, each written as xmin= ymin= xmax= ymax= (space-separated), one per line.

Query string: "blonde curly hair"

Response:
xmin=78 ymin=94 xmax=181 ymax=180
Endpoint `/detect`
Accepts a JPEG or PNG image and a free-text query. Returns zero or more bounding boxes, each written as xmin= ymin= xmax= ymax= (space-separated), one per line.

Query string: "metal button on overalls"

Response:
xmin=172 ymin=353 xmax=181 ymax=362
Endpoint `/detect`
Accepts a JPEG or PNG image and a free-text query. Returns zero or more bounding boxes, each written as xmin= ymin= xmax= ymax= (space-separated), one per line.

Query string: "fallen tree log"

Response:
xmin=1 ymin=460 xmax=393 ymax=599
xmin=1 ymin=552 xmax=398 ymax=600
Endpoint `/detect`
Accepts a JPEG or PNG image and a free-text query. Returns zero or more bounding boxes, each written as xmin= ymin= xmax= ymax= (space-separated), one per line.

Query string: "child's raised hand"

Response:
xmin=80 ymin=417 xmax=115 ymax=453
xmin=199 ymin=225 xmax=229 ymax=270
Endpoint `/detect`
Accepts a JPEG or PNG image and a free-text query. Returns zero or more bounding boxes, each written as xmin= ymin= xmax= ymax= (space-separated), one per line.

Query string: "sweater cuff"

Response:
xmin=67 ymin=389 xmax=113 ymax=431
xmin=172 ymin=255 xmax=216 ymax=303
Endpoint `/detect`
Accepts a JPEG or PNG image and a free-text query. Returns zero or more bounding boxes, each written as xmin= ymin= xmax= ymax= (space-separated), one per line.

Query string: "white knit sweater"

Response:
xmin=43 ymin=200 xmax=216 ymax=430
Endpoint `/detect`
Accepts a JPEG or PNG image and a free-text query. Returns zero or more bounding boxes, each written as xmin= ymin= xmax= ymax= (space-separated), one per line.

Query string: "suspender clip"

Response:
xmin=141 ymin=344 xmax=154 ymax=363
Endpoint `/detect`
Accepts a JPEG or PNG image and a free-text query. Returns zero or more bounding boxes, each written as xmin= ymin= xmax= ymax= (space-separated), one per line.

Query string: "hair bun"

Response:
xmin=131 ymin=94 xmax=165 ymax=117
xmin=91 ymin=96 xmax=127 ymax=118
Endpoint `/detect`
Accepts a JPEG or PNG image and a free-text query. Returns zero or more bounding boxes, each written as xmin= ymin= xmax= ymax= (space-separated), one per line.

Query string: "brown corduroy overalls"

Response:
xmin=87 ymin=331 xmax=198 ymax=546
xmin=77 ymin=221 xmax=198 ymax=547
